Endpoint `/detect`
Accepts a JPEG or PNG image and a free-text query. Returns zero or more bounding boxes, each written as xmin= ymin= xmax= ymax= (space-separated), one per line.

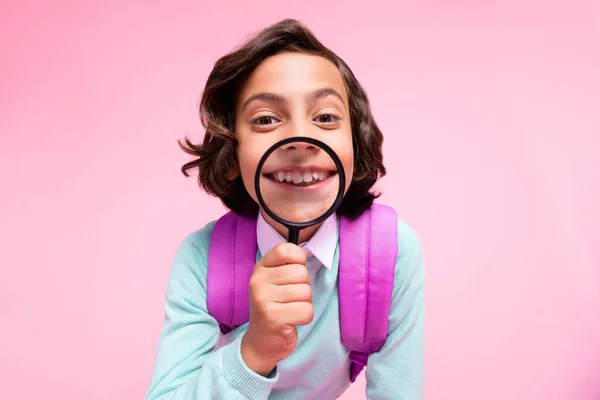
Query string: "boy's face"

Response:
xmin=233 ymin=52 xmax=354 ymax=240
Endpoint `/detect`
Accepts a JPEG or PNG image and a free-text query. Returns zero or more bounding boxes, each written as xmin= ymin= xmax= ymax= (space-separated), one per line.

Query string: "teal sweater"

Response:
xmin=145 ymin=216 xmax=424 ymax=399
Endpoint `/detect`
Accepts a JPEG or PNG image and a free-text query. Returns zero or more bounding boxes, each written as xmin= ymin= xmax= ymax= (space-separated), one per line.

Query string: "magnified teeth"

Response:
xmin=271 ymin=170 xmax=331 ymax=184
xmin=292 ymin=172 xmax=303 ymax=184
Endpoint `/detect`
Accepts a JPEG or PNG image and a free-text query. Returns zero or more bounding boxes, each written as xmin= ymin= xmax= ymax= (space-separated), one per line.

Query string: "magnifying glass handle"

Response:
xmin=287 ymin=228 xmax=300 ymax=245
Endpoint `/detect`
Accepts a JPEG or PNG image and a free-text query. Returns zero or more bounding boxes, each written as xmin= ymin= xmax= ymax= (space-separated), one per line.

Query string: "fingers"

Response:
xmin=260 ymin=242 xmax=307 ymax=268
xmin=252 ymin=280 xmax=312 ymax=304
xmin=275 ymin=302 xmax=314 ymax=327
xmin=250 ymin=263 xmax=310 ymax=296
xmin=271 ymin=283 xmax=312 ymax=304
xmin=268 ymin=263 xmax=311 ymax=285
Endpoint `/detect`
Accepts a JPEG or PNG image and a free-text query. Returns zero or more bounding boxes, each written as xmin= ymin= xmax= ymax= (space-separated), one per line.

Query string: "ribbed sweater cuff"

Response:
xmin=222 ymin=334 xmax=278 ymax=399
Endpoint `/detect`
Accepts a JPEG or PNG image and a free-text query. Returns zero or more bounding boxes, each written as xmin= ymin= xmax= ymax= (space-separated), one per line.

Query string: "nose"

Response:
xmin=280 ymin=139 xmax=318 ymax=153
xmin=277 ymin=118 xmax=320 ymax=155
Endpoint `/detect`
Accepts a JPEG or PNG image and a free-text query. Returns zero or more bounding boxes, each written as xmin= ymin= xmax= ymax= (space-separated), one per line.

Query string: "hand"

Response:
xmin=240 ymin=242 xmax=314 ymax=376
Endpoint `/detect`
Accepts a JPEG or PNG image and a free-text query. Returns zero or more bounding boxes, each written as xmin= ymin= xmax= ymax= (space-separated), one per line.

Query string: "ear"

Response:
xmin=225 ymin=164 xmax=240 ymax=180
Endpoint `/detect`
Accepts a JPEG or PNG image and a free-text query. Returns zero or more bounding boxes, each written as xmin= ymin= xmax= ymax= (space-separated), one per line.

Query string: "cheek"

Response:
xmin=340 ymin=133 xmax=354 ymax=188
xmin=325 ymin=135 xmax=354 ymax=193
xmin=236 ymin=145 xmax=261 ymax=200
xmin=343 ymin=153 xmax=354 ymax=191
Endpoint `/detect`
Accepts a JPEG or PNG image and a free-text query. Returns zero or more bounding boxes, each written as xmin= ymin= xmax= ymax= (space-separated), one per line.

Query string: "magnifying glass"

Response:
xmin=254 ymin=137 xmax=346 ymax=245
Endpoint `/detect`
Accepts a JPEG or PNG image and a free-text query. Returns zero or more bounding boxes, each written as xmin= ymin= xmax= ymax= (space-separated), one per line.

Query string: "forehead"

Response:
xmin=236 ymin=52 xmax=348 ymax=105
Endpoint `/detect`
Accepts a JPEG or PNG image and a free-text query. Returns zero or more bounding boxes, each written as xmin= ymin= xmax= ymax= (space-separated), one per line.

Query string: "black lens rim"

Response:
xmin=254 ymin=136 xmax=346 ymax=230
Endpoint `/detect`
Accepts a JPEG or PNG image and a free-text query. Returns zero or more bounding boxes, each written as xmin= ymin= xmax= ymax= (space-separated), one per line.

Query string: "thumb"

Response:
xmin=261 ymin=242 xmax=306 ymax=268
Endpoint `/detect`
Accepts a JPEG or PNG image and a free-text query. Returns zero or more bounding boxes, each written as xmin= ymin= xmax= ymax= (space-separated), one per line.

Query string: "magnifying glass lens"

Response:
xmin=254 ymin=137 xmax=346 ymax=244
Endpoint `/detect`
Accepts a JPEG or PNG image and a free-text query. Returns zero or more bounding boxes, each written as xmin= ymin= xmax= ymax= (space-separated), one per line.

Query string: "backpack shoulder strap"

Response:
xmin=339 ymin=203 xmax=398 ymax=382
xmin=206 ymin=211 xmax=257 ymax=334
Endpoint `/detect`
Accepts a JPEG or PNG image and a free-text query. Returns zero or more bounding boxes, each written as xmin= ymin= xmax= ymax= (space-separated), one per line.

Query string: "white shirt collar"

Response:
xmin=256 ymin=212 xmax=339 ymax=270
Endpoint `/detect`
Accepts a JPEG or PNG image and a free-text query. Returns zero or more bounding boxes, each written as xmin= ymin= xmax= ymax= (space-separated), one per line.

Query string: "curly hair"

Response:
xmin=179 ymin=18 xmax=386 ymax=219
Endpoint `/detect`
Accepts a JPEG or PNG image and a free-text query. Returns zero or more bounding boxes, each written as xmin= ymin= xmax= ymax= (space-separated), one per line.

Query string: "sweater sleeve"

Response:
xmin=364 ymin=217 xmax=425 ymax=399
xmin=144 ymin=225 xmax=279 ymax=400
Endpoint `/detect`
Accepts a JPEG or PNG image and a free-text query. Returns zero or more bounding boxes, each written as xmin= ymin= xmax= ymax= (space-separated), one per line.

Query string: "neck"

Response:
xmin=259 ymin=209 xmax=322 ymax=245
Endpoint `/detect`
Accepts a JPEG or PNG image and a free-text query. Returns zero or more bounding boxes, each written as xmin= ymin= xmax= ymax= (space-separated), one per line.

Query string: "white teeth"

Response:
xmin=292 ymin=171 xmax=303 ymax=184
xmin=272 ymin=170 xmax=329 ymax=185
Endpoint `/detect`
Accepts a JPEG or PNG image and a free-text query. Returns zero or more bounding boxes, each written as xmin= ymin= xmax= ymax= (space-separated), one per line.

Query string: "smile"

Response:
xmin=263 ymin=167 xmax=337 ymax=187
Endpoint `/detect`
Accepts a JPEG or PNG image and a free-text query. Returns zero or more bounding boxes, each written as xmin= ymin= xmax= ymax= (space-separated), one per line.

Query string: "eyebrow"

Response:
xmin=241 ymin=87 xmax=345 ymax=111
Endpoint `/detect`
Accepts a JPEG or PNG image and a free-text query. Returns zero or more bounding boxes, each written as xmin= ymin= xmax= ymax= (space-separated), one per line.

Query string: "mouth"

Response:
xmin=263 ymin=167 xmax=337 ymax=187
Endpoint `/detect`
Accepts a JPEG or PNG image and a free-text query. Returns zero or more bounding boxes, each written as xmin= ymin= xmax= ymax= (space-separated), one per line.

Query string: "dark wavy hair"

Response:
xmin=179 ymin=18 xmax=386 ymax=219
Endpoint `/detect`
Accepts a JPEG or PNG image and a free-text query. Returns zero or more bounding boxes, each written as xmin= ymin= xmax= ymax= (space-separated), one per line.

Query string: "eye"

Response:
xmin=252 ymin=115 xmax=280 ymax=126
xmin=315 ymin=114 xmax=339 ymax=124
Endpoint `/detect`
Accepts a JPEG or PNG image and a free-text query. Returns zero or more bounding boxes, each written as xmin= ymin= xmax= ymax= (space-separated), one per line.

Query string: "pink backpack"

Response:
xmin=206 ymin=203 xmax=398 ymax=382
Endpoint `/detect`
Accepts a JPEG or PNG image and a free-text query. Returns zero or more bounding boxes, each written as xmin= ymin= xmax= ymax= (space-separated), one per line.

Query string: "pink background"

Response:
xmin=1 ymin=1 xmax=599 ymax=399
